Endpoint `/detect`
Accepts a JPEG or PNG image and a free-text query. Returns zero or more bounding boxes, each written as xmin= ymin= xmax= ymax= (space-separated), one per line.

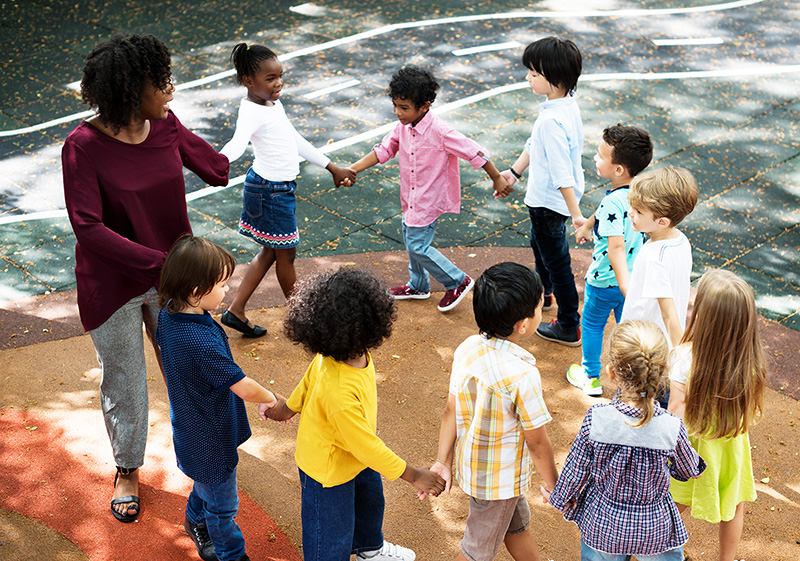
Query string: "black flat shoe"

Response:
xmin=220 ymin=310 xmax=267 ymax=338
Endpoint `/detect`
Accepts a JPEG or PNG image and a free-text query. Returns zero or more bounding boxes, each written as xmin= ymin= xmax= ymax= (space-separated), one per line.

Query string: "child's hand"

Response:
xmin=499 ymin=169 xmax=517 ymax=188
xmin=402 ymin=466 xmax=445 ymax=498
xmin=417 ymin=461 xmax=452 ymax=500
xmin=492 ymin=175 xmax=513 ymax=199
xmin=575 ymin=222 xmax=592 ymax=245
xmin=571 ymin=215 xmax=587 ymax=230
xmin=327 ymin=163 xmax=356 ymax=188
xmin=539 ymin=484 xmax=552 ymax=504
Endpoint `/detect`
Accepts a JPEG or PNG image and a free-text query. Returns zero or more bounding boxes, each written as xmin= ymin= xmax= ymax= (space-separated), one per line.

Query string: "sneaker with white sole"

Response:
xmin=566 ymin=364 xmax=603 ymax=396
xmin=389 ymin=284 xmax=430 ymax=300
xmin=437 ymin=275 xmax=474 ymax=312
xmin=356 ymin=540 xmax=415 ymax=561
xmin=542 ymin=293 xmax=554 ymax=311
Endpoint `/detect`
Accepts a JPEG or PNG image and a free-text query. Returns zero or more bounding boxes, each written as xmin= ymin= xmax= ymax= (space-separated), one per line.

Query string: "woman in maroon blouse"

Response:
xmin=62 ymin=34 xmax=229 ymax=523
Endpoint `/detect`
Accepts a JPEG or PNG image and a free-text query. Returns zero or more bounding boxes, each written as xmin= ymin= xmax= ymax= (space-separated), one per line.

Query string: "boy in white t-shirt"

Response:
xmin=620 ymin=167 xmax=699 ymax=349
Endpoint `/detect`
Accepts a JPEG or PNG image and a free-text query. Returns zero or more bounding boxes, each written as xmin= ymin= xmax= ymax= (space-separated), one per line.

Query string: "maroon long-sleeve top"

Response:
xmin=62 ymin=111 xmax=229 ymax=331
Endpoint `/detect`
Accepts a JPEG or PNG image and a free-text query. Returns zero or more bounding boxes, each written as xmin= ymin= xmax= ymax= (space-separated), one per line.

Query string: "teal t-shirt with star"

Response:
xmin=586 ymin=186 xmax=646 ymax=288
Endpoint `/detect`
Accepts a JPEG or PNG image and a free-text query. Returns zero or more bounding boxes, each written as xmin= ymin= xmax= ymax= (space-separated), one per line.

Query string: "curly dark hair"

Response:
xmin=284 ymin=268 xmax=397 ymax=362
xmin=81 ymin=34 xmax=172 ymax=134
xmin=387 ymin=65 xmax=439 ymax=108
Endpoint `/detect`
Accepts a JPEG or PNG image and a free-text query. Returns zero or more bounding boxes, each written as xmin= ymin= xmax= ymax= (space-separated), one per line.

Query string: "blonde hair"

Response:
xmin=628 ymin=166 xmax=698 ymax=227
xmin=681 ymin=270 xmax=767 ymax=439
xmin=606 ymin=320 xmax=670 ymax=427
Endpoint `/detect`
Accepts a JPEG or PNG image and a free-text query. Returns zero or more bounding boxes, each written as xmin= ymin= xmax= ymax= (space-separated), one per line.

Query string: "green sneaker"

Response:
xmin=566 ymin=364 xmax=603 ymax=397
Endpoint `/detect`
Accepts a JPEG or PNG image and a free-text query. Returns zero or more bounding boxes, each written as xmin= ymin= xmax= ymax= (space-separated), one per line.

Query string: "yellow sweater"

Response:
xmin=287 ymin=353 xmax=406 ymax=487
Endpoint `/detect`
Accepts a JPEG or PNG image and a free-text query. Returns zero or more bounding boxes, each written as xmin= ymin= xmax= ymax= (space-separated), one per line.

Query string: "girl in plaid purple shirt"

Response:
xmin=545 ymin=320 xmax=706 ymax=561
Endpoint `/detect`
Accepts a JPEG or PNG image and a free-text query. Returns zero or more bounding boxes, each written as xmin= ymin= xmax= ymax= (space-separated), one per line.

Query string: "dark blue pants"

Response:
xmin=528 ymin=206 xmax=580 ymax=330
xmin=299 ymin=468 xmax=385 ymax=561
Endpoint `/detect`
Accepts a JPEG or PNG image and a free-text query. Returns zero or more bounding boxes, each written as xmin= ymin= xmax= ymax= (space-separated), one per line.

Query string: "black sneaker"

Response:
xmin=184 ymin=517 xmax=218 ymax=561
xmin=536 ymin=320 xmax=581 ymax=347
xmin=542 ymin=293 xmax=554 ymax=311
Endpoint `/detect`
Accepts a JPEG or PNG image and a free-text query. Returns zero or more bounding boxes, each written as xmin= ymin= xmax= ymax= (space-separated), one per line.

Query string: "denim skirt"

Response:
xmin=238 ymin=168 xmax=300 ymax=248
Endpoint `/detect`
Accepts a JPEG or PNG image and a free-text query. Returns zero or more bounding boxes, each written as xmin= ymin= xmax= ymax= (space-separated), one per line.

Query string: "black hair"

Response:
xmin=284 ymin=268 xmax=397 ymax=362
xmin=473 ymin=262 xmax=543 ymax=339
xmin=81 ymin=34 xmax=172 ymax=134
xmin=603 ymin=124 xmax=654 ymax=177
xmin=387 ymin=65 xmax=439 ymax=109
xmin=158 ymin=235 xmax=236 ymax=312
xmin=230 ymin=42 xmax=278 ymax=85
xmin=522 ymin=36 xmax=582 ymax=93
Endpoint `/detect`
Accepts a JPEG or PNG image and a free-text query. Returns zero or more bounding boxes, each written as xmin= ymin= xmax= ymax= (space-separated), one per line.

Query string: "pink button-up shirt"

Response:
xmin=372 ymin=111 xmax=488 ymax=227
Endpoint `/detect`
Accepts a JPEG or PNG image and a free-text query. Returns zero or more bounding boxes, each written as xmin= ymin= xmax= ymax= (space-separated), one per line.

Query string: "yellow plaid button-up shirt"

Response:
xmin=449 ymin=335 xmax=552 ymax=500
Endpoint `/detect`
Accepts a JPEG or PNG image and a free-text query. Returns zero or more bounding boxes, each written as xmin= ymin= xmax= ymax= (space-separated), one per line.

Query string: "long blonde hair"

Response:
xmin=681 ymin=270 xmax=766 ymax=439
xmin=607 ymin=320 xmax=670 ymax=427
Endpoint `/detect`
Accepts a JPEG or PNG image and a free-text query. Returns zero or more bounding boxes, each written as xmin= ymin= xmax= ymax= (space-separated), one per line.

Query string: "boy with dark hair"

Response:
xmin=568 ymin=124 xmax=654 ymax=396
xmin=427 ymin=262 xmax=559 ymax=561
xmin=350 ymin=65 xmax=512 ymax=313
xmin=501 ymin=36 xmax=586 ymax=346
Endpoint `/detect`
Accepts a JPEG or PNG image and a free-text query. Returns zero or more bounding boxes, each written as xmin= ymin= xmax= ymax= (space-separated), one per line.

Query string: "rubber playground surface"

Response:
xmin=1 ymin=1 xmax=799 ymax=560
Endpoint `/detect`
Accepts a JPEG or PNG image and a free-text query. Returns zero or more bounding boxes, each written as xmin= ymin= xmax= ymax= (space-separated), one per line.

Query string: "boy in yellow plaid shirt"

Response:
xmin=426 ymin=262 xmax=559 ymax=561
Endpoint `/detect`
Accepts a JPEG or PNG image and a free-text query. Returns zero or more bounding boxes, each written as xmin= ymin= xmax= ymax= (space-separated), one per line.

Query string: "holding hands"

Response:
xmin=259 ymin=393 xmax=297 ymax=425
xmin=327 ymin=162 xmax=357 ymax=188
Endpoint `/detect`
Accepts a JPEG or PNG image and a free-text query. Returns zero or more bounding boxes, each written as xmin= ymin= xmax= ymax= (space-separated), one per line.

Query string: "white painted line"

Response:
xmin=20 ymin=0 xmax=764 ymax=139
xmin=653 ymin=37 xmax=724 ymax=46
xmin=5 ymin=60 xmax=800 ymax=225
xmin=304 ymin=79 xmax=361 ymax=99
xmin=452 ymin=41 xmax=521 ymax=56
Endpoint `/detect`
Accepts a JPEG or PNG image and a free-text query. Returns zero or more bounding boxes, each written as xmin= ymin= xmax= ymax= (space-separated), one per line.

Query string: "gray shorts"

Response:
xmin=461 ymin=495 xmax=531 ymax=561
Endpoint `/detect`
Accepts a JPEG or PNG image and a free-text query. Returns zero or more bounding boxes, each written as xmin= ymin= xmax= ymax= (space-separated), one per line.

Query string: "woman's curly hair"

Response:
xmin=284 ymin=268 xmax=397 ymax=362
xmin=81 ymin=34 xmax=172 ymax=134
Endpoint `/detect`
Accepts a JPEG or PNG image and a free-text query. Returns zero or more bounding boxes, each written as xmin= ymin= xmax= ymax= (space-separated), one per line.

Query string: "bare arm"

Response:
xmin=499 ymin=149 xmax=531 ymax=189
xmin=350 ymin=151 xmax=380 ymax=173
xmin=559 ymin=186 xmax=586 ymax=228
xmin=657 ymin=297 xmax=684 ymax=348
xmin=230 ymin=376 xmax=277 ymax=405
xmin=667 ymin=381 xmax=687 ymax=419
xmin=575 ymin=211 xmax=596 ymax=245
xmin=481 ymin=159 xmax=512 ymax=198
xmin=607 ymin=235 xmax=630 ymax=297
xmin=524 ymin=425 xmax=559 ymax=493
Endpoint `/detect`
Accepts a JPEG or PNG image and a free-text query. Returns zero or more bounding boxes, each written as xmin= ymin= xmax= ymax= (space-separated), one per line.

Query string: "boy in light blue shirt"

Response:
xmin=502 ymin=36 xmax=586 ymax=346
xmin=567 ymin=124 xmax=653 ymax=395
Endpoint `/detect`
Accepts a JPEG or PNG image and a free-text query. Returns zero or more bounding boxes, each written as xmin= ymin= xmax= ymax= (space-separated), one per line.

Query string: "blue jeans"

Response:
xmin=403 ymin=219 xmax=465 ymax=292
xmin=581 ymin=283 xmax=625 ymax=378
xmin=581 ymin=540 xmax=684 ymax=561
xmin=299 ymin=468 xmax=385 ymax=561
xmin=528 ymin=207 xmax=580 ymax=330
xmin=186 ymin=469 xmax=245 ymax=561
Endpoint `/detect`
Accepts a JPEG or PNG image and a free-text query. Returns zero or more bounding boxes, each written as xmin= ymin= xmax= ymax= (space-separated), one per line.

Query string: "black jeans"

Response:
xmin=528 ymin=206 xmax=580 ymax=330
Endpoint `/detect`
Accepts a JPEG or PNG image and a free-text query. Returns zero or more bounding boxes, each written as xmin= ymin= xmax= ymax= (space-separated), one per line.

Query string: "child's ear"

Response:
xmin=657 ymin=216 xmax=672 ymax=228
xmin=242 ymin=74 xmax=254 ymax=88
xmin=420 ymin=100 xmax=432 ymax=112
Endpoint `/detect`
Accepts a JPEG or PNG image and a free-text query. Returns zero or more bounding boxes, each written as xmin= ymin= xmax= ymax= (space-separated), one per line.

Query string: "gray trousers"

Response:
xmin=89 ymin=287 xmax=161 ymax=469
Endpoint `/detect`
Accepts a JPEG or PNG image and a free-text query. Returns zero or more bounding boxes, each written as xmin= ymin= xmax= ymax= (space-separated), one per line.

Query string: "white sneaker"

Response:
xmin=566 ymin=364 xmax=602 ymax=396
xmin=357 ymin=540 xmax=415 ymax=561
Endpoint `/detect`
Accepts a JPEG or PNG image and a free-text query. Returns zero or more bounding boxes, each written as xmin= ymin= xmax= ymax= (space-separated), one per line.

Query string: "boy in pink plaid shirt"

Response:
xmin=350 ymin=65 xmax=512 ymax=312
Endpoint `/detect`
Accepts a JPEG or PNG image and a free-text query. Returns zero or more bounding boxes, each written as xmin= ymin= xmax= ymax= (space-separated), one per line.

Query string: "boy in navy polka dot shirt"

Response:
xmin=156 ymin=235 xmax=277 ymax=561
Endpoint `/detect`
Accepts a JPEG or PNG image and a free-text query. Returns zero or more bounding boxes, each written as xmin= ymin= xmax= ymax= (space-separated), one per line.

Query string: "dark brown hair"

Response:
xmin=158 ymin=235 xmax=236 ymax=312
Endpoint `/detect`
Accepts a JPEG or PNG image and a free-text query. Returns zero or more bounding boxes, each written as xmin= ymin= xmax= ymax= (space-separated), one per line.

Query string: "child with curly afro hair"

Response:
xmin=265 ymin=268 xmax=445 ymax=561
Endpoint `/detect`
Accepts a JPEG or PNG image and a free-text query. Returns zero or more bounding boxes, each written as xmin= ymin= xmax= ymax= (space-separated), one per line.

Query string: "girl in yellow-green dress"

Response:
xmin=668 ymin=269 xmax=767 ymax=561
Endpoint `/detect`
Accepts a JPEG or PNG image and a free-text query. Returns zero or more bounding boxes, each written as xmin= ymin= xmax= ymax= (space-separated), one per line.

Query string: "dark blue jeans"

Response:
xmin=299 ymin=468 xmax=385 ymax=561
xmin=528 ymin=206 xmax=580 ymax=330
xmin=186 ymin=468 xmax=245 ymax=561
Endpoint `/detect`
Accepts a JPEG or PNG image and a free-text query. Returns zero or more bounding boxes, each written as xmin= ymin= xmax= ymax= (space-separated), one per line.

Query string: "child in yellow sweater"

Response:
xmin=265 ymin=268 xmax=444 ymax=561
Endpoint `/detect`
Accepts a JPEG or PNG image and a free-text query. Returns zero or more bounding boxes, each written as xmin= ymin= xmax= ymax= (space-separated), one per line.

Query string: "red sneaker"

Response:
xmin=389 ymin=284 xmax=431 ymax=300
xmin=437 ymin=276 xmax=474 ymax=312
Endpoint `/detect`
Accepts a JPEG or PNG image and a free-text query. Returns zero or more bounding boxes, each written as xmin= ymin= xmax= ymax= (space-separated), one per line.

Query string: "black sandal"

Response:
xmin=220 ymin=310 xmax=267 ymax=338
xmin=111 ymin=467 xmax=140 ymax=523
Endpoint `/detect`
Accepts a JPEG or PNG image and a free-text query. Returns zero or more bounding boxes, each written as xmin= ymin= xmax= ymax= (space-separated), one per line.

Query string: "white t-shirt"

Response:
xmin=621 ymin=231 xmax=692 ymax=348
xmin=220 ymin=98 xmax=330 ymax=181
xmin=669 ymin=344 xmax=692 ymax=384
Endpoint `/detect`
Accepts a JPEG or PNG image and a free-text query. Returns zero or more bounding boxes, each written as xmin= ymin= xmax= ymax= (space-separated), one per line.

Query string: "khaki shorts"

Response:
xmin=461 ymin=495 xmax=531 ymax=561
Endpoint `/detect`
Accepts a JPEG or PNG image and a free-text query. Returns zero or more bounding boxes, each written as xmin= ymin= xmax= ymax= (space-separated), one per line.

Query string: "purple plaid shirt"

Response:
xmin=549 ymin=398 xmax=705 ymax=556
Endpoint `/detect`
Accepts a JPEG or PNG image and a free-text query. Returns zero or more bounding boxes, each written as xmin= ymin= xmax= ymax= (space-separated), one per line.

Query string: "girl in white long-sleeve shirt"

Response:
xmin=219 ymin=43 xmax=354 ymax=337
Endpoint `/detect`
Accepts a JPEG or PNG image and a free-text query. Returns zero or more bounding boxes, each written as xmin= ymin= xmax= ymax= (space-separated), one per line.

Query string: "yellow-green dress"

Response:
xmin=668 ymin=345 xmax=757 ymax=523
